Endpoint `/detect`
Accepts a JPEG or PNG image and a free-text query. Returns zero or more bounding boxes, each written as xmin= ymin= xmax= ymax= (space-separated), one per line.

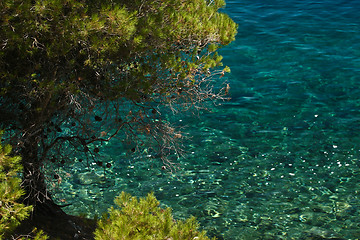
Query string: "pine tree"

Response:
xmin=0 ymin=0 xmax=237 ymax=220
xmin=95 ymin=192 xmax=215 ymax=240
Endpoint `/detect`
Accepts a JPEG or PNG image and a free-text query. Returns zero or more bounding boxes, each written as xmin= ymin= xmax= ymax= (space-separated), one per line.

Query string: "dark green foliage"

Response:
xmin=94 ymin=192 xmax=215 ymax=240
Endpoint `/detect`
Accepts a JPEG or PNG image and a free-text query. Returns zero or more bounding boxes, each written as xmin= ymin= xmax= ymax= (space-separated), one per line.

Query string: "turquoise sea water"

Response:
xmin=50 ymin=1 xmax=360 ymax=239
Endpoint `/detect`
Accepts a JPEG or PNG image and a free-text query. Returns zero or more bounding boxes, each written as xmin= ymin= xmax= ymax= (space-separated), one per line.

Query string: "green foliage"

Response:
xmin=12 ymin=228 xmax=49 ymax=240
xmin=94 ymin=192 xmax=215 ymax=240
xmin=32 ymin=229 xmax=48 ymax=240
xmin=0 ymin=133 xmax=32 ymax=239
xmin=0 ymin=132 xmax=48 ymax=240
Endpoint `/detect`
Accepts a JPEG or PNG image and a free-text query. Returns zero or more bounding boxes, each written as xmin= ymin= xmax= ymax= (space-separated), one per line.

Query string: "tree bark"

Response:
xmin=21 ymin=133 xmax=66 ymax=217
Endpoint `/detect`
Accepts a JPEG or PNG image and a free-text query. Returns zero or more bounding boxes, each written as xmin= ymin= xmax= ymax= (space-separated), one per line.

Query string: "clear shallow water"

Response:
xmin=49 ymin=1 xmax=360 ymax=239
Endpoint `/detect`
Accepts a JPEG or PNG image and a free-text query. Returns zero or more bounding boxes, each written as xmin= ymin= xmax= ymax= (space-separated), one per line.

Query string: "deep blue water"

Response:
xmin=50 ymin=1 xmax=360 ymax=239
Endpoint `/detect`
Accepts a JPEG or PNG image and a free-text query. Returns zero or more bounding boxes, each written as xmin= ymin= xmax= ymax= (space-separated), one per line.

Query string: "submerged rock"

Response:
xmin=305 ymin=227 xmax=345 ymax=240
xmin=75 ymin=172 xmax=104 ymax=185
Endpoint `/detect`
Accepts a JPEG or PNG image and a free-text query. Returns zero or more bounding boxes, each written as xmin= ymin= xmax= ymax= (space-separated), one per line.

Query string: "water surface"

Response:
xmin=51 ymin=1 xmax=360 ymax=239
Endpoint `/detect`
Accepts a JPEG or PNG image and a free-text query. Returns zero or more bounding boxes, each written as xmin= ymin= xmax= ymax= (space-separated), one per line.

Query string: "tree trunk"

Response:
xmin=21 ymin=134 xmax=66 ymax=217
xmin=19 ymin=134 xmax=96 ymax=239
